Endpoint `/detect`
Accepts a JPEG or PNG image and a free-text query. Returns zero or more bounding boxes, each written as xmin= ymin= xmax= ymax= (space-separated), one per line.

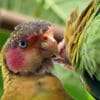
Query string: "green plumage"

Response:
xmin=78 ymin=12 xmax=100 ymax=80
xmin=65 ymin=0 xmax=100 ymax=99
xmin=71 ymin=0 xmax=100 ymax=80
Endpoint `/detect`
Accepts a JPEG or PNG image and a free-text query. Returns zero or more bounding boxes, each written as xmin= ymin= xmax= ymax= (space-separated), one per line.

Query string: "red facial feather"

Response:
xmin=6 ymin=48 xmax=24 ymax=71
xmin=27 ymin=34 xmax=40 ymax=43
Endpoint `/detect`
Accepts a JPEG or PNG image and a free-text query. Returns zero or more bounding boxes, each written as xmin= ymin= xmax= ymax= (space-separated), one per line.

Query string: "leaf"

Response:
xmin=45 ymin=0 xmax=90 ymax=22
xmin=53 ymin=64 xmax=94 ymax=100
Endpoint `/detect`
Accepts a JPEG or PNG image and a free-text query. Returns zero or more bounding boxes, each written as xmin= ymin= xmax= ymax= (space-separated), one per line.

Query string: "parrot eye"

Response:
xmin=18 ymin=40 xmax=27 ymax=49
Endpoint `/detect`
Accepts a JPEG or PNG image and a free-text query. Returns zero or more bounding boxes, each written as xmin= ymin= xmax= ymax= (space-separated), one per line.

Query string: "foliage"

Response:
xmin=0 ymin=0 xmax=90 ymax=25
xmin=53 ymin=64 xmax=94 ymax=100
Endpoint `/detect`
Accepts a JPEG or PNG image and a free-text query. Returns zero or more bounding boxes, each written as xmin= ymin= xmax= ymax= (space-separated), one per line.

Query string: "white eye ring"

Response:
xmin=18 ymin=40 xmax=27 ymax=49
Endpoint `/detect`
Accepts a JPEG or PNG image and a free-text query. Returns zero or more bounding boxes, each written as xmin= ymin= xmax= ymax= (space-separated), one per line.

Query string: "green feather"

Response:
xmin=78 ymin=5 xmax=100 ymax=80
xmin=65 ymin=0 xmax=100 ymax=80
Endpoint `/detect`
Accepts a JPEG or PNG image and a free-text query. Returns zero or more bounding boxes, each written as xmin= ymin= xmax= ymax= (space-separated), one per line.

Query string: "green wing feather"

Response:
xmin=65 ymin=0 xmax=100 ymax=80
xmin=79 ymin=13 xmax=100 ymax=80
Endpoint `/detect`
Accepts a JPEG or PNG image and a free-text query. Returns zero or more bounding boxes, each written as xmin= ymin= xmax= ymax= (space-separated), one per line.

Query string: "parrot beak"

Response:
xmin=41 ymin=34 xmax=63 ymax=59
xmin=46 ymin=36 xmax=64 ymax=61
xmin=49 ymin=37 xmax=59 ymax=56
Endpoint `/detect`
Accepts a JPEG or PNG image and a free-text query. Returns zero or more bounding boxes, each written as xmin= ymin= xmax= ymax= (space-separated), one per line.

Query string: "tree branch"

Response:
xmin=0 ymin=9 xmax=65 ymax=42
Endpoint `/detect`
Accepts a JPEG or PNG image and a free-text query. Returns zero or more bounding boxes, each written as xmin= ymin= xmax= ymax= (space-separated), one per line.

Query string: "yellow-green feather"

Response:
xmin=0 ymin=50 xmax=69 ymax=100
xmin=65 ymin=0 xmax=100 ymax=80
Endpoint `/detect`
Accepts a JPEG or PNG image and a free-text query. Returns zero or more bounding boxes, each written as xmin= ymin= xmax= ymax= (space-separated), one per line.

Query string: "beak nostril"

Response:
xmin=43 ymin=36 xmax=48 ymax=41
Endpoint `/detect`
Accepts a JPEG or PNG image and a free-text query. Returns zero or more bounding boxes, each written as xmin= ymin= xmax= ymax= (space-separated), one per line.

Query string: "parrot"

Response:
xmin=0 ymin=20 xmax=72 ymax=100
xmin=59 ymin=0 xmax=100 ymax=99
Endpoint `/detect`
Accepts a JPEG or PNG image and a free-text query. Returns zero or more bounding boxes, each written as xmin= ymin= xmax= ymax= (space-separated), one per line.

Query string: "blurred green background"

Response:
xmin=0 ymin=0 xmax=95 ymax=100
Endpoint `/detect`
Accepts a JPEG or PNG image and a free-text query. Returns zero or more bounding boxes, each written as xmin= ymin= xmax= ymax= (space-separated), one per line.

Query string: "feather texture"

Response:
xmin=0 ymin=20 xmax=72 ymax=100
xmin=64 ymin=0 xmax=100 ymax=99
xmin=65 ymin=0 xmax=100 ymax=79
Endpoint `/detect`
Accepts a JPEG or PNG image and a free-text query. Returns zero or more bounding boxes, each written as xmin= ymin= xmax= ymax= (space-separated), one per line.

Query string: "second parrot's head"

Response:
xmin=2 ymin=20 xmax=59 ymax=75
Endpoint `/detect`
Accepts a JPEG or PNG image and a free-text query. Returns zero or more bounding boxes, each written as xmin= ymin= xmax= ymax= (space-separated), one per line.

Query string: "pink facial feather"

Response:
xmin=6 ymin=48 xmax=24 ymax=71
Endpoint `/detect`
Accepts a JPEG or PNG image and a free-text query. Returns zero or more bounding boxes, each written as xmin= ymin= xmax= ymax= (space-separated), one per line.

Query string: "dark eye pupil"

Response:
xmin=21 ymin=41 xmax=25 ymax=46
xmin=19 ymin=40 xmax=27 ymax=48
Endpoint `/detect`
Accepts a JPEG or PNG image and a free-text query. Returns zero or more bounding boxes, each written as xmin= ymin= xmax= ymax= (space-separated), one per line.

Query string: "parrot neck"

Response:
xmin=1 ymin=56 xmax=70 ymax=100
xmin=1 ymin=68 xmax=69 ymax=100
xmin=2 ymin=58 xmax=54 ymax=89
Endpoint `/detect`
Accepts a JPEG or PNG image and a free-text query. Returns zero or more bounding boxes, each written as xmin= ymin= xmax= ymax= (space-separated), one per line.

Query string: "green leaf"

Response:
xmin=53 ymin=64 xmax=94 ymax=100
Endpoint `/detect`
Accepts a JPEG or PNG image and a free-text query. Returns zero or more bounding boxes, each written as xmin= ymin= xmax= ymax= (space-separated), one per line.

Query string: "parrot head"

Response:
xmin=2 ymin=20 xmax=59 ymax=75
